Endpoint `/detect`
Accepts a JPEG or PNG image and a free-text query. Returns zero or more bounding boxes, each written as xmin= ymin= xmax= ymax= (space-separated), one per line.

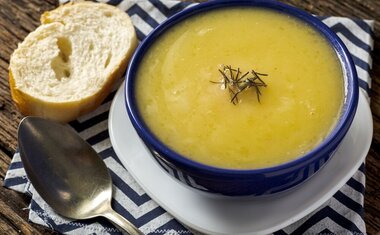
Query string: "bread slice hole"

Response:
xmin=104 ymin=52 xmax=112 ymax=68
xmin=104 ymin=11 xmax=113 ymax=17
xmin=51 ymin=37 xmax=72 ymax=80
xmin=57 ymin=37 xmax=72 ymax=62
xmin=89 ymin=42 xmax=94 ymax=51
xmin=64 ymin=69 xmax=71 ymax=78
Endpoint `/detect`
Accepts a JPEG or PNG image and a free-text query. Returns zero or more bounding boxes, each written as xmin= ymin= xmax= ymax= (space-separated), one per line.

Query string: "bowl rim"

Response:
xmin=125 ymin=0 xmax=359 ymax=177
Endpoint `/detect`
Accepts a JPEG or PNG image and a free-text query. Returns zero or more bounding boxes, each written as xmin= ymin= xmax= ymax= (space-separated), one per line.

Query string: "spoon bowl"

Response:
xmin=18 ymin=116 xmax=143 ymax=235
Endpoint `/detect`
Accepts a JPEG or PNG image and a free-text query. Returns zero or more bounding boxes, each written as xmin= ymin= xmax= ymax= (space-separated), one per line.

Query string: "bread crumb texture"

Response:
xmin=9 ymin=2 xmax=137 ymax=122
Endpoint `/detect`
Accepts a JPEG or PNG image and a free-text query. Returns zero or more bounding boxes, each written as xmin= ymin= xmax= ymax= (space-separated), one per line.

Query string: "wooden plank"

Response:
xmin=0 ymin=174 xmax=58 ymax=234
xmin=0 ymin=195 xmax=46 ymax=234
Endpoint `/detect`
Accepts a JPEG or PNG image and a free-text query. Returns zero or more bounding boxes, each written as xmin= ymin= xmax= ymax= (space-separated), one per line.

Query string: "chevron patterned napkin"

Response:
xmin=4 ymin=1 xmax=374 ymax=234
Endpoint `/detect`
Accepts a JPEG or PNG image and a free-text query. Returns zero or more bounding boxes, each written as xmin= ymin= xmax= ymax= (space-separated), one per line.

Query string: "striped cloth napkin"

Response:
xmin=4 ymin=1 xmax=374 ymax=234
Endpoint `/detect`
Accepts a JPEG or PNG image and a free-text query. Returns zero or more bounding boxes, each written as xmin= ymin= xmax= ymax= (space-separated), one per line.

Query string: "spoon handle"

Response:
xmin=102 ymin=209 xmax=144 ymax=235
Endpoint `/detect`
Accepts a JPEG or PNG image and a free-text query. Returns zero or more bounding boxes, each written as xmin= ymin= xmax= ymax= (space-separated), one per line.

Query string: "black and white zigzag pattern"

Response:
xmin=4 ymin=1 xmax=374 ymax=234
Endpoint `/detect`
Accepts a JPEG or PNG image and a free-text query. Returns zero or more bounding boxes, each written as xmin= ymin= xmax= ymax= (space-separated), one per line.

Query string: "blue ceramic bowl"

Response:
xmin=125 ymin=0 xmax=359 ymax=196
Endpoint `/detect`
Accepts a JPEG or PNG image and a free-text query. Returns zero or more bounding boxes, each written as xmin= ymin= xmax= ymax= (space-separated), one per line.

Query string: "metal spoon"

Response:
xmin=18 ymin=116 xmax=143 ymax=235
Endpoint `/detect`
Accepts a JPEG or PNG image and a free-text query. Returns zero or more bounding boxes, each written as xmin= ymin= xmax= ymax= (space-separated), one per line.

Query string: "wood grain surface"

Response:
xmin=0 ymin=0 xmax=378 ymax=234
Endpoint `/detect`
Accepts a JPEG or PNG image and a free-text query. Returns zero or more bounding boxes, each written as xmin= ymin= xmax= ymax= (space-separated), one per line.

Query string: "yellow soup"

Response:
xmin=135 ymin=8 xmax=344 ymax=169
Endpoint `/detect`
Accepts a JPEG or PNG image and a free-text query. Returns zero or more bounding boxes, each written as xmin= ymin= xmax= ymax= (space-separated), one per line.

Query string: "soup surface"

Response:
xmin=135 ymin=8 xmax=344 ymax=169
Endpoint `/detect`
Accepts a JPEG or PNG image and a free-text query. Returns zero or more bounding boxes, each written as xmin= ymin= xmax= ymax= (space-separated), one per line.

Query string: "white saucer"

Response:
xmin=109 ymin=85 xmax=372 ymax=235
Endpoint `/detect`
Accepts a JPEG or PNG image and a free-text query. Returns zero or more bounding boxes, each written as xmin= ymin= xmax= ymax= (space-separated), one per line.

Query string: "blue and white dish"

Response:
xmin=110 ymin=85 xmax=371 ymax=234
xmin=124 ymin=0 xmax=359 ymax=196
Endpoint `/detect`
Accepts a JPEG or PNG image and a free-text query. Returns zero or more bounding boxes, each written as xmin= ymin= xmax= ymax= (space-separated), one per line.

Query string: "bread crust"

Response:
xmin=9 ymin=1 xmax=137 ymax=122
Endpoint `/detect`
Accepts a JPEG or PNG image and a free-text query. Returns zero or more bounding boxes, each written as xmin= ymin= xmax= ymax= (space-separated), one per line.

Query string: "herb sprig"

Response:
xmin=211 ymin=65 xmax=268 ymax=105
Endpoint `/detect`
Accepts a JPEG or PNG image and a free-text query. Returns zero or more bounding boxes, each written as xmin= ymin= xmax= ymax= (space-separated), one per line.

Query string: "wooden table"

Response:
xmin=0 ymin=0 xmax=378 ymax=234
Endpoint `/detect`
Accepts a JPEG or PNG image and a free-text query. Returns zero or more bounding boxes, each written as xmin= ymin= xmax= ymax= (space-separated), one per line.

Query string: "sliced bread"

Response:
xmin=9 ymin=2 xmax=137 ymax=122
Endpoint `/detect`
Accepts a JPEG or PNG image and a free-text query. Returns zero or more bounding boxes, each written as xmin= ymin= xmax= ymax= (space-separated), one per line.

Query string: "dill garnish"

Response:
xmin=210 ymin=65 xmax=268 ymax=105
